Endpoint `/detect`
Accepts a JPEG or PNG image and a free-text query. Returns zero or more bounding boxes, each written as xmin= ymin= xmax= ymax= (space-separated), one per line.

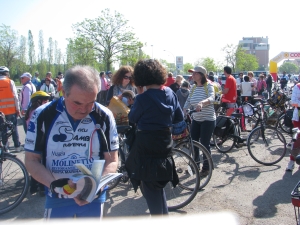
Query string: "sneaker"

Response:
xmin=14 ymin=146 xmax=24 ymax=152
xmin=286 ymin=160 xmax=295 ymax=171
xmin=199 ymin=170 xmax=209 ymax=177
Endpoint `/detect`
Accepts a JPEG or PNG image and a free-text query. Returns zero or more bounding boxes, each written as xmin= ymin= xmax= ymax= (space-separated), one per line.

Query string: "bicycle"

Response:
xmin=213 ymin=101 xmax=258 ymax=153
xmin=173 ymin=109 xmax=214 ymax=190
xmin=107 ymin=125 xmax=201 ymax=211
xmin=0 ymin=112 xmax=30 ymax=215
xmin=246 ymin=99 xmax=287 ymax=165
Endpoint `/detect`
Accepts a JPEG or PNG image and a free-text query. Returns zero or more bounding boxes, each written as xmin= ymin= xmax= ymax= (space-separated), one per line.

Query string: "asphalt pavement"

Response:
xmin=1 ymin=99 xmax=299 ymax=224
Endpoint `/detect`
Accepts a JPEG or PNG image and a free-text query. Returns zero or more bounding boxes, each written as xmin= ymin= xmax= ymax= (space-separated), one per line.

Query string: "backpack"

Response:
xmin=214 ymin=115 xmax=235 ymax=138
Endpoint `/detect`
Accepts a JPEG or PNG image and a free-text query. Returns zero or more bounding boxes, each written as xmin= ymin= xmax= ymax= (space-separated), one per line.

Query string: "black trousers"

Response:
xmin=140 ymin=181 xmax=168 ymax=215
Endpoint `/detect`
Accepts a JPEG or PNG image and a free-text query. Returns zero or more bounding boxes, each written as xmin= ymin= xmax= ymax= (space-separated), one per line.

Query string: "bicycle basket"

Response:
xmin=267 ymin=91 xmax=287 ymax=110
xmin=172 ymin=120 xmax=189 ymax=140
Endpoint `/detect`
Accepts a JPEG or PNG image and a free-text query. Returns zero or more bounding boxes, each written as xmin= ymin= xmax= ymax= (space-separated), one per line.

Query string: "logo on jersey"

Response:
xmin=27 ymin=121 xmax=36 ymax=133
xmin=52 ymin=126 xmax=90 ymax=143
xmin=51 ymin=153 xmax=93 ymax=174
xmin=81 ymin=118 xmax=92 ymax=124
xmin=78 ymin=128 xmax=88 ymax=132
xmin=55 ymin=121 xmax=68 ymax=126
xmin=25 ymin=138 xmax=34 ymax=145
xmin=51 ymin=151 xmax=66 ymax=156
xmin=30 ymin=111 xmax=38 ymax=121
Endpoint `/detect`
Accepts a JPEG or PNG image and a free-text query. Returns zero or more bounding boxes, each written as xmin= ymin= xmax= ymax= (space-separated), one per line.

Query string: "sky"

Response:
xmin=1 ymin=0 xmax=300 ymax=68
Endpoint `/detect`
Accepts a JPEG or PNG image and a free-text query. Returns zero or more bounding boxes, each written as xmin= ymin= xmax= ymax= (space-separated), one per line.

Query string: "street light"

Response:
xmin=164 ymin=50 xmax=176 ymax=74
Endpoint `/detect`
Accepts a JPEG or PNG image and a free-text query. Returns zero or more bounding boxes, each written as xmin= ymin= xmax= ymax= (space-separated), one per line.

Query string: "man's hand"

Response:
xmin=50 ymin=178 xmax=77 ymax=198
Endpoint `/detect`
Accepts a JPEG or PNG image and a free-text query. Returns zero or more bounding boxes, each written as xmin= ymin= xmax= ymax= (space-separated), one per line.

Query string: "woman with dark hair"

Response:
xmin=183 ymin=66 xmax=215 ymax=177
xmin=257 ymin=74 xmax=267 ymax=96
xmin=40 ymin=77 xmax=55 ymax=100
xmin=126 ymin=59 xmax=183 ymax=215
xmin=105 ymin=66 xmax=137 ymax=106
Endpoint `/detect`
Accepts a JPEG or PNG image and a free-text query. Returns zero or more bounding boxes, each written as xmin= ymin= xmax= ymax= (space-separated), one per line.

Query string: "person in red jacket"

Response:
xmin=165 ymin=72 xmax=175 ymax=87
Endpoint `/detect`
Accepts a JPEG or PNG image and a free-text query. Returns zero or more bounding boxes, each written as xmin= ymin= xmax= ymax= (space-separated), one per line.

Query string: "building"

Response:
xmin=239 ymin=36 xmax=269 ymax=70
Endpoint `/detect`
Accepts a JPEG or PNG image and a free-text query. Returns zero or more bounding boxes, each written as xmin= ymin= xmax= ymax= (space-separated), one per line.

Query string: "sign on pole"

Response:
xmin=176 ymin=56 xmax=183 ymax=70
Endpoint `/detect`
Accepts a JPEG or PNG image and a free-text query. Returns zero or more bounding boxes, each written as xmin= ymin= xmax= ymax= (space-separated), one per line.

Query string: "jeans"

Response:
xmin=140 ymin=181 xmax=168 ymax=215
xmin=22 ymin=116 xmax=27 ymax=133
xmin=191 ymin=119 xmax=215 ymax=171
xmin=1 ymin=114 xmax=20 ymax=147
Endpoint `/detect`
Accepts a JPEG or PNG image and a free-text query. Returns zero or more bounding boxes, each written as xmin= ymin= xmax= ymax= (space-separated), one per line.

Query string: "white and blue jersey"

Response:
xmin=24 ymin=97 xmax=119 ymax=208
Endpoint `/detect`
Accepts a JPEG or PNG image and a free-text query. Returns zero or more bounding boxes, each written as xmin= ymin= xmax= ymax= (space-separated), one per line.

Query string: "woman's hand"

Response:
xmin=196 ymin=102 xmax=203 ymax=112
xmin=117 ymin=94 xmax=123 ymax=100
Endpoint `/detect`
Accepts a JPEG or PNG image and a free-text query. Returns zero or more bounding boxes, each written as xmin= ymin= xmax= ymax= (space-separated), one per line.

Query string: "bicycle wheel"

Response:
xmin=278 ymin=114 xmax=293 ymax=135
xmin=165 ymin=148 xmax=200 ymax=211
xmin=213 ymin=132 xmax=236 ymax=153
xmin=174 ymin=140 xmax=213 ymax=190
xmin=0 ymin=154 xmax=29 ymax=215
xmin=247 ymin=126 xmax=287 ymax=166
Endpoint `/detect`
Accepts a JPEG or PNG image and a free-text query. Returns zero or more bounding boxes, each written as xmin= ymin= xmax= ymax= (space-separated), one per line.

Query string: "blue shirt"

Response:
xmin=128 ymin=87 xmax=183 ymax=130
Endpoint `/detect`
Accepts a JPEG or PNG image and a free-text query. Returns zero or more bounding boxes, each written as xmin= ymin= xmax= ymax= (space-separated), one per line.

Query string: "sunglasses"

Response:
xmin=123 ymin=76 xmax=132 ymax=80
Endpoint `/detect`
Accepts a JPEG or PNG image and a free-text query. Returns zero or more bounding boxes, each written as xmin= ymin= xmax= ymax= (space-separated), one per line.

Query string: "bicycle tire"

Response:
xmin=213 ymin=133 xmax=236 ymax=153
xmin=277 ymin=114 xmax=293 ymax=135
xmin=0 ymin=154 xmax=30 ymax=215
xmin=247 ymin=126 xmax=287 ymax=166
xmin=174 ymin=140 xmax=213 ymax=190
xmin=165 ymin=148 xmax=200 ymax=211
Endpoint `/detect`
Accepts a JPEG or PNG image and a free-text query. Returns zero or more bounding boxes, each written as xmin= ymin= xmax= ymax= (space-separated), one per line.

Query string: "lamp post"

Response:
xmin=164 ymin=50 xmax=176 ymax=74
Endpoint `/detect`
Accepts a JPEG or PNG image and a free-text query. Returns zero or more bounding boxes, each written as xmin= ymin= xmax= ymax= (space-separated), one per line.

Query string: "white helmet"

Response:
xmin=0 ymin=66 xmax=9 ymax=74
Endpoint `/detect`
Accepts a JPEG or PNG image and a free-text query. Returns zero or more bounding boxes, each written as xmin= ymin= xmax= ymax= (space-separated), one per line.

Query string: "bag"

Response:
xmin=107 ymin=96 xmax=130 ymax=125
xmin=172 ymin=121 xmax=189 ymax=140
xmin=214 ymin=116 xmax=234 ymax=138
xmin=242 ymin=102 xmax=255 ymax=116
xmin=284 ymin=109 xmax=294 ymax=128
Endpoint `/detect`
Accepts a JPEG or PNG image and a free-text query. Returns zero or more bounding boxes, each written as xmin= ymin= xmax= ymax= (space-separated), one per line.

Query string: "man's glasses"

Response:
xmin=123 ymin=76 xmax=132 ymax=80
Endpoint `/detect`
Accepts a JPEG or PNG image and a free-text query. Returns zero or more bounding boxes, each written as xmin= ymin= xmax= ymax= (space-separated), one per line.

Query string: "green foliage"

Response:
xmin=0 ymin=24 xmax=19 ymax=69
xmin=279 ymin=62 xmax=299 ymax=74
xmin=223 ymin=44 xmax=259 ymax=73
xmin=72 ymin=8 xmax=140 ymax=71
xmin=235 ymin=45 xmax=259 ymax=71
xmin=193 ymin=57 xmax=218 ymax=74
xmin=184 ymin=63 xmax=193 ymax=74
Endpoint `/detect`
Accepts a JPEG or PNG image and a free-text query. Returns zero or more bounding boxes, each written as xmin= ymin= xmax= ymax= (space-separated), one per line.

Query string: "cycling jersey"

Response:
xmin=24 ymin=98 xmax=119 ymax=208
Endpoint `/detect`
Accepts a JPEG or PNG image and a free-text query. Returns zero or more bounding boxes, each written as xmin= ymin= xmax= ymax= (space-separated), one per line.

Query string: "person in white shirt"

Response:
xmin=20 ymin=72 xmax=36 ymax=132
xmin=240 ymin=75 xmax=253 ymax=104
xmin=236 ymin=72 xmax=244 ymax=106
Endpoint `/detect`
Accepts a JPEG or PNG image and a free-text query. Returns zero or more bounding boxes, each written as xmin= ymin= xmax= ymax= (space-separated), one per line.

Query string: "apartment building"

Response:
xmin=239 ymin=36 xmax=269 ymax=70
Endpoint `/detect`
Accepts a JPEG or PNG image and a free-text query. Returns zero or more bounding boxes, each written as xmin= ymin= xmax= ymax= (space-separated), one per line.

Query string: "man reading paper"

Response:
xmin=25 ymin=65 xmax=119 ymax=219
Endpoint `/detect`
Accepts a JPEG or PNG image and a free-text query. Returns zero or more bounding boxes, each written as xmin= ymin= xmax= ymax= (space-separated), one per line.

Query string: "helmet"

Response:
xmin=0 ymin=66 xmax=9 ymax=74
xmin=30 ymin=91 xmax=50 ymax=103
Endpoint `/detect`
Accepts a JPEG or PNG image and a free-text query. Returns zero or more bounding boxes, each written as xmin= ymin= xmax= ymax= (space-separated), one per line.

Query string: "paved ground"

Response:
xmin=0 ymin=117 xmax=299 ymax=225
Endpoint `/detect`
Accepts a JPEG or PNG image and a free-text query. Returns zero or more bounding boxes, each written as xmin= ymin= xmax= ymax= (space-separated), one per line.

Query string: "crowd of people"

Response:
xmin=1 ymin=61 xmax=300 ymax=219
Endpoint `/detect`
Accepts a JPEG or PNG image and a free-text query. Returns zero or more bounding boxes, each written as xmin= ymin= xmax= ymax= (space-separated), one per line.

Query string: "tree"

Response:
xmin=184 ymin=63 xmax=193 ymax=74
xmin=28 ymin=30 xmax=36 ymax=74
xmin=235 ymin=45 xmax=259 ymax=72
xmin=47 ymin=37 xmax=54 ymax=71
xmin=279 ymin=62 xmax=299 ymax=74
xmin=194 ymin=57 xmax=218 ymax=74
xmin=0 ymin=24 xmax=19 ymax=69
xmin=18 ymin=35 xmax=27 ymax=74
xmin=72 ymin=8 xmax=140 ymax=71
xmin=223 ymin=44 xmax=259 ymax=73
xmin=66 ymin=37 xmax=98 ymax=69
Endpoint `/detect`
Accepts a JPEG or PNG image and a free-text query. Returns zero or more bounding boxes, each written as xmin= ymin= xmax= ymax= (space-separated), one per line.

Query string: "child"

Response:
xmin=24 ymin=91 xmax=50 ymax=195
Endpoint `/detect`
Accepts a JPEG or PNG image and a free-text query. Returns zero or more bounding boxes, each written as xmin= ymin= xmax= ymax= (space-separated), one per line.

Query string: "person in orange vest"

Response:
xmin=0 ymin=66 xmax=23 ymax=152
